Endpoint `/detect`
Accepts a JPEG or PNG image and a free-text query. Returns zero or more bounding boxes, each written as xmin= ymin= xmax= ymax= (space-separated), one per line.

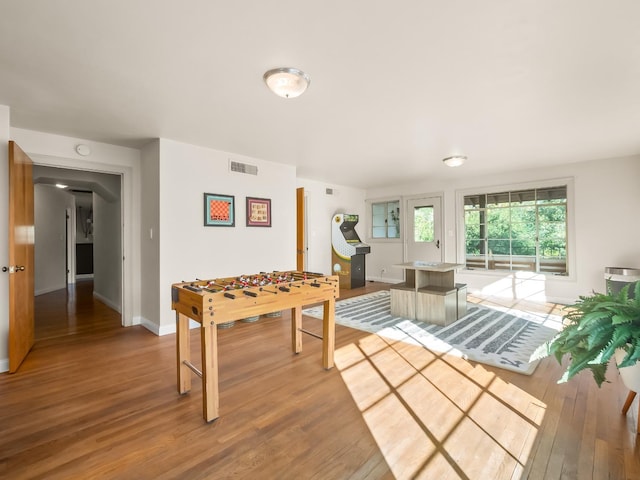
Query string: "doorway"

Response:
xmin=296 ymin=187 xmax=307 ymax=271
xmin=405 ymin=195 xmax=444 ymax=263
xmin=33 ymin=165 xmax=123 ymax=337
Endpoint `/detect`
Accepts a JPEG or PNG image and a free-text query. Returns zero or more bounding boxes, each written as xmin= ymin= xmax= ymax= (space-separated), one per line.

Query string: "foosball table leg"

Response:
xmin=322 ymin=298 xmax=336 ymax=370
xmin=176 ymin=312 xmax=191 ymax=394
xmin=292 ymin=307 xmax=302 ymax=354
xmin=201 ymin=322 xmax=220 ymax=422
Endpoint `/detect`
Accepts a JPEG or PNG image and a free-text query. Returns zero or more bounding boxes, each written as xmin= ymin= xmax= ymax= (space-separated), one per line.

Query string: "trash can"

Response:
xmin=604 ymin=267 xmax=640 ymax=298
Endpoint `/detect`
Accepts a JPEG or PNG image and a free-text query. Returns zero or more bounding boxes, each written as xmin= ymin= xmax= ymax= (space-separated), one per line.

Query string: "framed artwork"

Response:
xmin=246 ymin=197 xmax=271 ymax=227
xmin=204 ymin=193 xmax=235 ymax=227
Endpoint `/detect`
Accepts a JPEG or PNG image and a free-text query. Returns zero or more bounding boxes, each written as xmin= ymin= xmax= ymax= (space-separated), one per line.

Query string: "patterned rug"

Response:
xmin=303 ymin=290 xmax=563 ymax=375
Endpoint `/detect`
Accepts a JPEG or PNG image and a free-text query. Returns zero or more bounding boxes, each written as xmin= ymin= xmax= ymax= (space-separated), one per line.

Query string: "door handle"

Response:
xmin=436 ymin=240 xmax=440 ymax=249
xmin=2 ymin=266 xmax=22 ymax=273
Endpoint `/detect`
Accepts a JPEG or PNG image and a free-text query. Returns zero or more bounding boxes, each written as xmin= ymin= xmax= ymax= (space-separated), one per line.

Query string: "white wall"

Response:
xmin=365 ymin=155 xmax=640 ymax=303
xmin=154 ymin=139 xmax=298 ymax=334
xmin=93 ymin=190 xmax=122 ymax=312
xmin=140 ymin=140 xmax=161 ymax=330
xmin=34 ymin=185 xmax=72 ymax=295
xmin=296 ymin=178 xmax=367 ymax=275
xmin=0 ymin=105 xmax=10 ymax=372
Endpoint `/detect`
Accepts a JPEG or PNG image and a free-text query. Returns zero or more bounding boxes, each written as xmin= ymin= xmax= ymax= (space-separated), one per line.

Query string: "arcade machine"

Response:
xmin=331 ymin=213 xmax=371 ymax=289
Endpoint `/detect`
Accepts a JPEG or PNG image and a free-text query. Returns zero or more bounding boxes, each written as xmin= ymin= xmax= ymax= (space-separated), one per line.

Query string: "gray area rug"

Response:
xmin=303 ymin=290 xmax=562 ymax=375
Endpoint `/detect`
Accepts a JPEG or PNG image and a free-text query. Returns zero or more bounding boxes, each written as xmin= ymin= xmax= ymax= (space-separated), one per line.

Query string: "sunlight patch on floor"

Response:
xmin=335 ymin=334 xmax=547 ymax=479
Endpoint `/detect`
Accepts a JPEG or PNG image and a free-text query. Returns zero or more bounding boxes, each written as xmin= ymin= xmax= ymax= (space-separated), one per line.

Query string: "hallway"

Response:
xmin=34 ymin=279 xmax=121 ymax=341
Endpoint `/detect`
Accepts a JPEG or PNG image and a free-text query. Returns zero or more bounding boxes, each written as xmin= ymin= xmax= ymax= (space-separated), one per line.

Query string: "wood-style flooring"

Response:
xmin=1 ymin=279 xmax=639 ymax=479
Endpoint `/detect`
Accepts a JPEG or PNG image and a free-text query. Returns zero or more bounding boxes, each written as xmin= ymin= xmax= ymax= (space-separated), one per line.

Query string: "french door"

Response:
xmin=405 ymin=196 xmax=443 ymax=263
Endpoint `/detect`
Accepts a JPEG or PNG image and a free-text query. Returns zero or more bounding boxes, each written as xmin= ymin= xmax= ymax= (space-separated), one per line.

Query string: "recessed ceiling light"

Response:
xmin=55 ymin=183 xmax=68 ymax=189
xmin=443 ymin=155 xmax=466 ymax=167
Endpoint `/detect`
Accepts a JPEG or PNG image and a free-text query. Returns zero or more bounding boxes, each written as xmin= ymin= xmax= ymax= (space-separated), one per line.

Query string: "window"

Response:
xmin=413 ymin=205 xmax=434 ymax=242
xmin=372 ymin=200 xmax=400 ymax=239
xmin=464 ymin=186 xmax=567 ymax=275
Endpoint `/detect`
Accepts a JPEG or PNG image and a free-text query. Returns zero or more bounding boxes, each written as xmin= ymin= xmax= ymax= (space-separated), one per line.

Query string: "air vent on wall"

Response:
xmin=326 ymin=188 xmax=334 ymax=195
xmin=229 ymin=159 xmax=258 ymax=176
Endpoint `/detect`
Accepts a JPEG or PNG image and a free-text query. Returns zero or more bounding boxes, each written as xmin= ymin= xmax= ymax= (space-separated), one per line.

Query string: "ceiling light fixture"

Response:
xmin=442 ymin=155 xmax=466 ymax=167
xmin=55 ymin=183 xmax=68 ymax=189
xmin=263 ymin=67 xmax=310 ymax=98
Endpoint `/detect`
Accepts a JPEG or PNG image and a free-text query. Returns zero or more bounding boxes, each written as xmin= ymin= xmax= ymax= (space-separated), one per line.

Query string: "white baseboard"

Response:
xmin=366 ymin=276 xmax=403 ymax=284
xmin=35 ymin=284 xmax=66 ymax=296
xmin=544 ymin=295 xmax=575 ymax=306
xmin=159 ymin=322 xmax=176 ymax=336
xmin=140 ymin=317 xmax=161 ymax=336
xmin=141 ymin=317 xmax=200 ymax=336
xmin=92 ymin=291 xmax=121 ymax=314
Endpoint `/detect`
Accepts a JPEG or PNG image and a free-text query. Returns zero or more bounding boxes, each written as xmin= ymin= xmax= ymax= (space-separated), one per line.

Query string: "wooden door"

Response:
xmin=8 ymin=141 xmax=35 ymax=372
xmin=406 ymin=196 xmax=443 ymax=263
xmin=296 ymin=187 xmax=305 ymax=271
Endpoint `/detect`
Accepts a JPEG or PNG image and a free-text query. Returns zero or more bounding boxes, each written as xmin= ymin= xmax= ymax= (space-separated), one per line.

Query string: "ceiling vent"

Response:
xmin=325 ymin=188 xmax=334 ymax=195
xmin=229 ymin=159 xmax=258 ymax=176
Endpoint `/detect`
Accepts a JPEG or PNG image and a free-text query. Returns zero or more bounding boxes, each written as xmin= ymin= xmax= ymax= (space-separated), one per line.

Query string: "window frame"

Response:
xmin=456 ymin=178 xmax=575 ymax=279
xmin=366 ymin=197 xmax=402 ymax=242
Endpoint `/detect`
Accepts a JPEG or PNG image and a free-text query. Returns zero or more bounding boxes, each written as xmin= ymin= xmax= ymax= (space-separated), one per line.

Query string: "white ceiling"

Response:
xmin=1 ymin=1 xmax=639 ymax=189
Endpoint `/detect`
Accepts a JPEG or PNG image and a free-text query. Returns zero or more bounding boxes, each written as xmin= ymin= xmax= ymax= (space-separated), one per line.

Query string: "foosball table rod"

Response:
xmin=183 ymin=360 xmax=202 ymax=378
xmin=298 ymin=328 xmax=323 ymax=340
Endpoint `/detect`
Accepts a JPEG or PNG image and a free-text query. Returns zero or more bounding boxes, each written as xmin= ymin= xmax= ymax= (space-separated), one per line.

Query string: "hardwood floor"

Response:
xmin=1 ymin=280 xmax=639 ymax=479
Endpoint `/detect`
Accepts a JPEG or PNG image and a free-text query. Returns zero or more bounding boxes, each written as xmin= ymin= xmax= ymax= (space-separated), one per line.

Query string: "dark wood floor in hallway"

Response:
xmin=1 ymin=280 xmax=639 ymax=479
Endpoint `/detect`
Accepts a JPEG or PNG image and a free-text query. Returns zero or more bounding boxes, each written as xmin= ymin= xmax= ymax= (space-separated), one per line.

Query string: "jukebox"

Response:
xmin=331 ymin=213 xmax=371 ymax=289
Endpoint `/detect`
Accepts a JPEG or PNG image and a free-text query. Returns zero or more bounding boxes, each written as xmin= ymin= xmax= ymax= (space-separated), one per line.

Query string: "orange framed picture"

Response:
xmin=204 ymin=193 xmax=235 ymax=227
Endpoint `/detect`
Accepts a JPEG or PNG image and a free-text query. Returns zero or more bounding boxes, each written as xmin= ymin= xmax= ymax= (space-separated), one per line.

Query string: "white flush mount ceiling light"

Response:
xmin=55 ymin=183 xmax=68 ymax=189
xmin=442 ymin=155 xmax=466 ymax=167
xmin=263 ymin=67 xmax=310 ymax=98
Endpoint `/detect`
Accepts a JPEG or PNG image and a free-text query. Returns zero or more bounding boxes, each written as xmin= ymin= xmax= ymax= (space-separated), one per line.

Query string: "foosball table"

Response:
xmin=171 ymin=270 xmax=339 ymax=422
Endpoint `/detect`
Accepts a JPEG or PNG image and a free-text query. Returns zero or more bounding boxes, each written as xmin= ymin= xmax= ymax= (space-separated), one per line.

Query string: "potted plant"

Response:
xmin=531 ymin=281 xmax=640 ymax=388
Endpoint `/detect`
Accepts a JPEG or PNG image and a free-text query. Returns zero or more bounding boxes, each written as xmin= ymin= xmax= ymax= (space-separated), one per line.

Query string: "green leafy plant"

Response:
xmin=531 ymin=281 xmax=640 ymax=387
